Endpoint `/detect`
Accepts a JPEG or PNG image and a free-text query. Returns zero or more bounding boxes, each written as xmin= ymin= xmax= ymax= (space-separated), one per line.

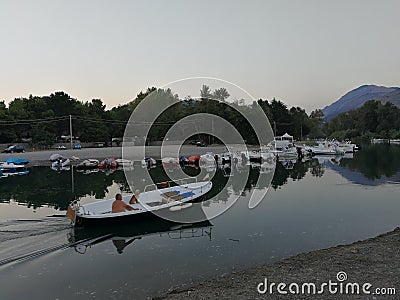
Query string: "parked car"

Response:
xmin=94 ymin=142 xmax=106 ymax=148
xmin=196 ymin=141 xmax=207 ymax=147
xmin=56 ymin=145 xmax=67 ymax=150
xmin=2 ymin=145 xmax=25 ymax=153
xmin=73 ymin=144 xmax=82 ymax=149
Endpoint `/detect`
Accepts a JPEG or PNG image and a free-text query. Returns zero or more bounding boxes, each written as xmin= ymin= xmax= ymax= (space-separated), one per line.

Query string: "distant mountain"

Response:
xmin=322 ymin=85 xmax=400 ymax=120
xmin=378 ymin=89 xmax=400 ymax=107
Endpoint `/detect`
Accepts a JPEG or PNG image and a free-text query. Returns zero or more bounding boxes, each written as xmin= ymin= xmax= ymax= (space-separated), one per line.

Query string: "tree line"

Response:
xmin=324 ymin=100 xmax=400 ymax=142
xmin=0 ymin=85 xmax=339 ymax=147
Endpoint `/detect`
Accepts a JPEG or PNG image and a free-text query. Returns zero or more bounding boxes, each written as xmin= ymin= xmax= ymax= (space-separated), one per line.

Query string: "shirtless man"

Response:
xmin=112 ymin=194 xmax=138 ymax=213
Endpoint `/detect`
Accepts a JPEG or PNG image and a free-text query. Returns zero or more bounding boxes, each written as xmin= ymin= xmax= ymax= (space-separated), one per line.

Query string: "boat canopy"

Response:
xmin=5 ymin=158 xmax=29 ymax=165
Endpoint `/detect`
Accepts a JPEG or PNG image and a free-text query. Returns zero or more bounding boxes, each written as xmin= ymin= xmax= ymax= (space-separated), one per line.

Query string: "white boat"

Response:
xmin=260 ymin=161 xmax=275 ymax=174
xmin=216 ymin=152 xmax=232 ymax=165
xmin=115 ymin=158 xmax=133 ymax=167
xmin=161 ymin=157 xmax=180 ymax=168
xmin=67 ymin=179 xmax=213 ymax=227
xmin=334 ymin=141 xmax=358 ymax=153
xmin=0 ymin=162 xmax=30 ymax=176
xmin=199 ymin=153 xmax=216 ymax=166
xmin=51 ymin=157 xmax=71 ymax=169
xmin=77 ymin=159 xmax=99 ymax=169
xmin=240 ymin=150 xmax=262 ymax=162
xmin=305 ymin=141 xmax=344 ymax=156
xmin=141 ymin=157 xmax=157 ymax=168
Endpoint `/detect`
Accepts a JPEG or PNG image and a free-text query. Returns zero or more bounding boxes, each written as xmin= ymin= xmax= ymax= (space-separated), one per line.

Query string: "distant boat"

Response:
xmin=67 ymin=179 xmax=213 ymax=227
xmin=5 ymin=158 xmax=29 ymax=165
xmin=141 ymin=157 xmax=157 ymax=168
xmin=98 ymin=158 xmax=117 ymax=169
xmin=179 ymin=156 xmax=189 ymax=165
xmin=115 ymin=159 xmax=133 ymax=167
xmin=199 ymin=153 xmax=216 ymax=166
xmin=161 ymin=157 xmax=180 ymax=168
xmin=0 ymin=162 xmax=30 ymax=176
xmin=50 ymin=157 xmax=71 ymax=170
xmin=305 ymin=141 xmax=344 ymax=156
xmin=188 ymin=155 xmax=200 ymax=165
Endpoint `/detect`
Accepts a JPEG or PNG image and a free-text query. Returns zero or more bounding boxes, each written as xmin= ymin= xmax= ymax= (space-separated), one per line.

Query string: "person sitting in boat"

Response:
xmin=129 ymin=189 xmax=141 ymax=204
xmin=112 ymin=194 xmax=138 ymax=213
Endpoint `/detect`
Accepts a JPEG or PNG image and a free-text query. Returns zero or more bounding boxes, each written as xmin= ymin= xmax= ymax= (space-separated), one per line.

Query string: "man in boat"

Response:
xmin=112 ymin=194 xmax=138 ymax=213
xmin=129 ymin=189 xmax=140 ymax=204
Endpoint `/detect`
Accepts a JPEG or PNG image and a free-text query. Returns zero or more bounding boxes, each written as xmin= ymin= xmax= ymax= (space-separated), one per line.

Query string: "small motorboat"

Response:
xmin=162 ymin=157 xmax=180 ymax=168
xmin=51 ymin=157 xmax=71 ymax=169
xmin=188 ymin=155 xmax=200 ymax=165
xmin=49 ymin=153 xmax=70 ymax=169
xmin=179 ymin=156 xmax=189 ymax=165
xmin=199 ymin=153 xmax=216 ymax=166
xmin=0 ymin=162 xmax=30 ymax=176
xmin=115 ymin=158 xmax=133 ymax=167
xmin=67 ymin=179 xmax=213 ymax=227
xmin=77 ymin=159 xmax=99 ymax=169
xmin=98 ymin=158 xmax=117 ymax=169
xmin=304 ymin=142 xmax=345 ymax=156
xmin=141 ymin=157 xmax=157 ymax=169
xmin=5 ymin=158 xmax=29 ymax=165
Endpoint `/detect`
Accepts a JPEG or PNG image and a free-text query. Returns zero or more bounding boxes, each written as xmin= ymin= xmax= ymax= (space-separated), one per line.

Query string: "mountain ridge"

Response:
xmin=322 ymin=85 xmax=400 ymax=120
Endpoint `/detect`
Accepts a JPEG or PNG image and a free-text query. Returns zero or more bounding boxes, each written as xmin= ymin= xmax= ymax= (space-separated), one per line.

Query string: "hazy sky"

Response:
xmin=1 ymin=0 xmax=399 ymax=112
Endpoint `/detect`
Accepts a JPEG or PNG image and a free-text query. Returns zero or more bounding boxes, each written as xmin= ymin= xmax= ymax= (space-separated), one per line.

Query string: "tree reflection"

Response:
xmin=1 ymin=145 xmax=399 ymax=211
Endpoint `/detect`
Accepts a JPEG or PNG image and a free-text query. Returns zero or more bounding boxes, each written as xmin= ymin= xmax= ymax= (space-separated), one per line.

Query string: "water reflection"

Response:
xmin=0 ymin=145 xmax=399 ymax=211
xmin=69 ymin=218 xmax=213 ymax=255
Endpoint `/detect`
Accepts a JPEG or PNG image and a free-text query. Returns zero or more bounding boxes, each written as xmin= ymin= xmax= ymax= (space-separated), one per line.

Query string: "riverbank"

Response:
xmin=158 ymin=228 xmax=400 ymax=299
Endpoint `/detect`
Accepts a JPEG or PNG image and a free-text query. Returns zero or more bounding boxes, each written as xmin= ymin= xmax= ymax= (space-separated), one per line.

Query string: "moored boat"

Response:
xmin=141 ymin=157 xmax=157 ymax=168
xmin=199 ymin=153 xmax=216 ymax=166
xmin=115 ymin=158 xmax=133 ymax=167
xmin=5 ymin=158 xmax=29 ymax=165
xmin=188 ymin=155 xmax=200 ymax=165
xmin=98 ymin=158 xmax=117 ymax=169
xmin=77 ymin=159 xmax=99 ymax=169
xmin=0 ymin=162 xmax=30 ymax=176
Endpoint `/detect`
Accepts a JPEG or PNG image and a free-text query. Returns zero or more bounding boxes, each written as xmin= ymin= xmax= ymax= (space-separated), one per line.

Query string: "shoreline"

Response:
xmin=0 ymin=145 xmax=234 ymax=166
xmin=157 ymin=227 xmax=400 ymax=299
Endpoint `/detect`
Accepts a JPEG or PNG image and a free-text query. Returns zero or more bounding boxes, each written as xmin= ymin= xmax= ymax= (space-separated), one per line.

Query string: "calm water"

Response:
xmin=0 ymin=144 xmax=399 ymax=299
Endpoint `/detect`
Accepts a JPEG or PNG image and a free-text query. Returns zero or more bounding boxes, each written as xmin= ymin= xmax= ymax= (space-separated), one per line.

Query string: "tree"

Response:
xmin=212 ymin=88 xmax=230 ymax=102
xmin=200 ymin=85 xmax=212 ymax=100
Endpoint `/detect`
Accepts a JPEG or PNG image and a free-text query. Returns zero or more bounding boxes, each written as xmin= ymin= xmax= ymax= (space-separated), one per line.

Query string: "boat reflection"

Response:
xmin=1 ymin=145 xmax=399 ymax=211
xmin=68 ymin=218 xmax=213 ymax=255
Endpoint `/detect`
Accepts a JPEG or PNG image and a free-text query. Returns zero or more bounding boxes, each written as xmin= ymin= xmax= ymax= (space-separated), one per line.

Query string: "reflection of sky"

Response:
xmin=0 ymin=200 xmax=59 ymax=221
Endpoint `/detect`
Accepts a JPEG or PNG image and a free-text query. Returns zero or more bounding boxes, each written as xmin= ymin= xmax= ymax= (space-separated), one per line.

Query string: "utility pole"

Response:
xmin=273 ymin=121 xmax=277 ymax=137
xmin=69 ymin=115 xmax=73 ymax=149
xmin=300 ymin=123 xmax=303 ymax=141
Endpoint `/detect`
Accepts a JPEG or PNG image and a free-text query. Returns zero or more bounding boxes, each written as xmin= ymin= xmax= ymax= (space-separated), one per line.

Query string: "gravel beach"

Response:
xmin=158 ymin=228 xmax=400 ymax=299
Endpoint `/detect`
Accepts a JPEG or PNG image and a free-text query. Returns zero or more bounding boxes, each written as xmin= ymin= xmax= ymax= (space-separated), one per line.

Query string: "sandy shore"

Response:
xmin=157 ymin=228 xmax=400 ymax=299
xmin=0 ymin=145 xmax=232 ymax=166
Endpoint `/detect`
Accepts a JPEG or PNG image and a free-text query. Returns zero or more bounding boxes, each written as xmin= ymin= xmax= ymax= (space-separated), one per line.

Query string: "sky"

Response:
xmin=1 ymin=0 xmax=399 ymax=112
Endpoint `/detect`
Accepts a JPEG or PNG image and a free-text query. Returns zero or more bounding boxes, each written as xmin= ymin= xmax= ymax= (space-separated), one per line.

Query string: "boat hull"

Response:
xmin=74 ymin=200 xmax=207 ymax=227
